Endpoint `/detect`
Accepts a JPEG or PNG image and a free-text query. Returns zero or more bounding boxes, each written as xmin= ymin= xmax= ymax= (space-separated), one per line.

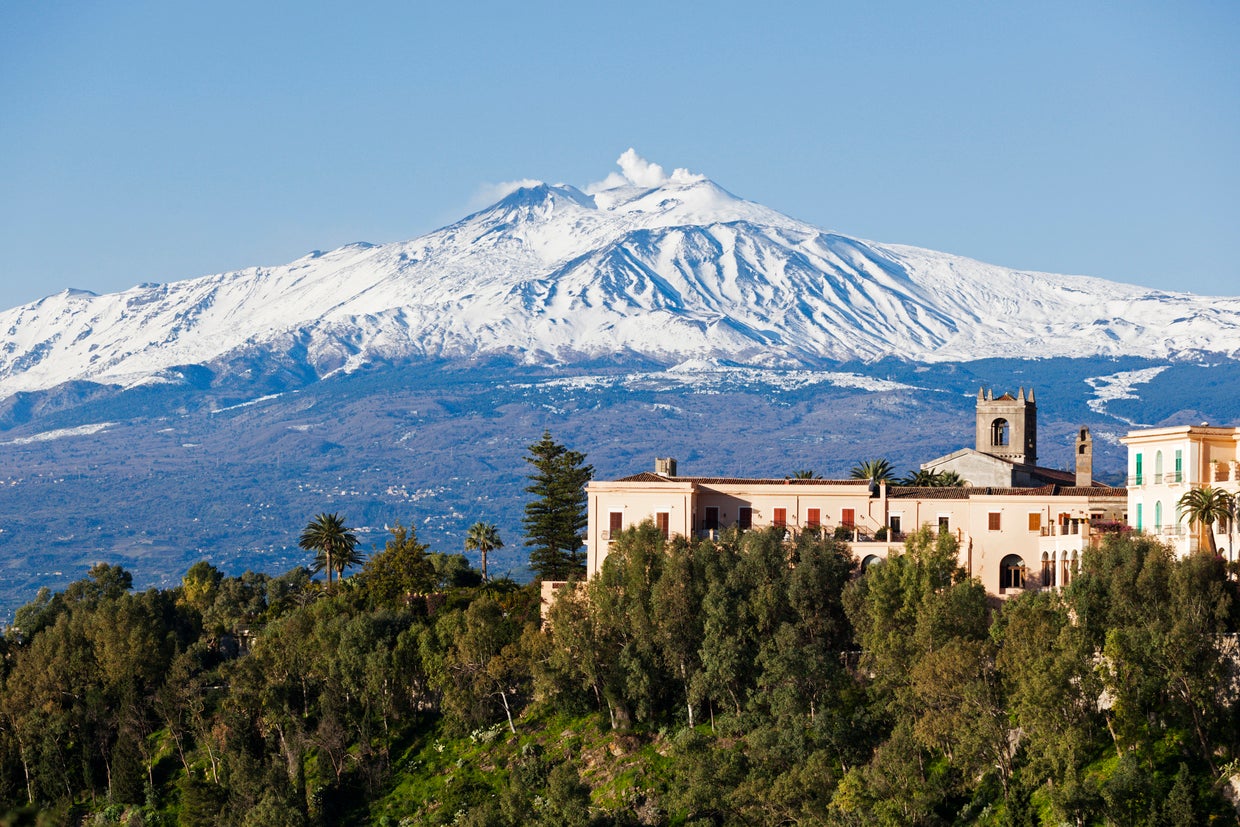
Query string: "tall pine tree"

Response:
xmin=523 ymin=431 xmax=593 ymax=580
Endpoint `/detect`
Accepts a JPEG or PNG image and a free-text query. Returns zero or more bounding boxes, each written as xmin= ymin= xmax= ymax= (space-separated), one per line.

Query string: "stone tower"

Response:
xmin=1075 ymin=427 xmax=1093 ymax=487
xmin=975 ymin=387 xmax=1037 ymax=466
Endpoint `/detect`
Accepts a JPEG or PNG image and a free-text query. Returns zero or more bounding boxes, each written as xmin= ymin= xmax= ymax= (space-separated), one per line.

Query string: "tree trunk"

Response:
xmin=498 ymin=690 xmax=516 ymax=734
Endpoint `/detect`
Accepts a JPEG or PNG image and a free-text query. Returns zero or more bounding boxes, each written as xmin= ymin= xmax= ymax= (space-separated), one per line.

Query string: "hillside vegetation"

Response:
xmin=0 ymin=525 xmax=1237 ymax=825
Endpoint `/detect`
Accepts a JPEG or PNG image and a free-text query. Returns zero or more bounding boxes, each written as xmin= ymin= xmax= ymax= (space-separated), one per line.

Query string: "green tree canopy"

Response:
xmin=522 ymin=432 xmax=593 ymax=581
xmin=356 ymin=523 xmax=436 ymax=609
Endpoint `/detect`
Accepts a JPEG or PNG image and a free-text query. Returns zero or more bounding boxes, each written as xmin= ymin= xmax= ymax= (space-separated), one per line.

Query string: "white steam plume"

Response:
xmin=586 ymin=148 xmax=704 ymax=193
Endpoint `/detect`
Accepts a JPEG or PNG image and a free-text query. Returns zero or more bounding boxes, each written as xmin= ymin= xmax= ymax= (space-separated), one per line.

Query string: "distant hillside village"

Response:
xmin=569 ymin=387 xmax=1240 ymax=602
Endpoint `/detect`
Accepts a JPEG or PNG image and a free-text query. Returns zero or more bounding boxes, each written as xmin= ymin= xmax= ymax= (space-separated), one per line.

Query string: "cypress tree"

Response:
xmin=522 ymin=431 xmax=593 ymax=580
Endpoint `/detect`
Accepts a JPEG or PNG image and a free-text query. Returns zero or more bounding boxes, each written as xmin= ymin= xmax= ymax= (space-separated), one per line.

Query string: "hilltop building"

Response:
xmin=1121 ymin=425 xmax=1240 ymax=559
xmin=920 ymin=387 xmax=1094 ymax=488
xmin=583 ymin=389 xmax=1126 ymax=599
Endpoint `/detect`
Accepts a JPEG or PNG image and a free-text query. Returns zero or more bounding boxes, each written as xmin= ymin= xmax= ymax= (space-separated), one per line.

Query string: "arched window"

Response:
xmin=1154 ymin=501 xmax=1163 ymax=531
xmin=1040 ymin=552 xmax=1053 ymax=588
xmin=999 ymin=554 xmax=1025 ymax=590
xmin=1155 ymin=451 xmax=1164 ymax=483
xmin=861 ymin=554 xmax=883 ymax=570
xmin=991 ymin=418 xmax=1010 ymax=447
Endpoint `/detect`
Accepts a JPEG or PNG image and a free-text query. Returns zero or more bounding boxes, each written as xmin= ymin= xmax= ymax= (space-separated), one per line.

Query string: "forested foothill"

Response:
xmin=0 ymin=520 xmax=1238 ymax=825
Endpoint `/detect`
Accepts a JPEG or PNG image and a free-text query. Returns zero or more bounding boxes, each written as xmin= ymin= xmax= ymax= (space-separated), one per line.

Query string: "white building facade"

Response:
xmin=585 ymin=464 xmax=1126 ymax=598
xmin=1121 ymin=425 xmax=1240 ymax=559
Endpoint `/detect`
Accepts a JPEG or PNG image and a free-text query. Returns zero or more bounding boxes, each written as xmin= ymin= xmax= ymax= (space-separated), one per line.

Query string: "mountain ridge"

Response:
xmin=3 ymin=153 xmax=1239 ymax=400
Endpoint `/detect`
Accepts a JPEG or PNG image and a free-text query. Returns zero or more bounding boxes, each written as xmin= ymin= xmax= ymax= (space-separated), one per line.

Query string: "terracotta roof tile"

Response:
xmin=614 ymin=472 xmax=675 ymax=483
xmin=613 ymin=474 xmax=871 ymax=485
xmin=888 ymin=486 xmax=972 ymax=499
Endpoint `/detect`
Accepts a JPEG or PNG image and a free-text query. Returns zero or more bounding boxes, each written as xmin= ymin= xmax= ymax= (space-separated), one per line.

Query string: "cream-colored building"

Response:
xmin=586 ymin=463 xmax=1125 ymax=598
xmin=581 ymin=389 xmax=1127 ymax=599
xmin=1120 ymin=425 xmax=1240 ymax=558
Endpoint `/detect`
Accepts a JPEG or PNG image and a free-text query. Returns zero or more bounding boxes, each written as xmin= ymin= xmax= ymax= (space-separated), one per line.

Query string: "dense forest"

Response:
xmin=0 ymin=521 xmax=1238 ymax=825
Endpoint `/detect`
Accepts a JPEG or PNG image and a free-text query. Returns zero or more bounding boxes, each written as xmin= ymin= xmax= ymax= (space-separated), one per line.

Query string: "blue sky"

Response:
xmin=1 ymin=1 xmax=1236 ymax=311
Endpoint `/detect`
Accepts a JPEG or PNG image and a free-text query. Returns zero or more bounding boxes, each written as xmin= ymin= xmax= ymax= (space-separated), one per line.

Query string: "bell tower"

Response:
xmin=975 ymin=387 xmax=1037 ymax=466
xmin=1075 ymin=427 xmax=1093 ymax=487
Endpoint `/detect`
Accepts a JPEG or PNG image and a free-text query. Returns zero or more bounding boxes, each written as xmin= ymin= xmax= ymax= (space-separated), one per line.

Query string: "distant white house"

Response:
xmin=1121 ymin=425 xmax=1240 ymax=559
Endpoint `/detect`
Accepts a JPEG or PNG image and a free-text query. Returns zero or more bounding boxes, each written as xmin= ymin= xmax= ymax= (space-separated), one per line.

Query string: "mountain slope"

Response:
xmin=3 ymin=155 xmax=1239 ymax=399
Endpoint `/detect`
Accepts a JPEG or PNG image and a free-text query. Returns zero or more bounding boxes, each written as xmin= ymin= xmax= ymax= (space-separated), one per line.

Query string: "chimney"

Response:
xmin=655 ymin=457 xmax=678 ymax=477
xmin=1075 ymin=427 xmax=1092 ymax=487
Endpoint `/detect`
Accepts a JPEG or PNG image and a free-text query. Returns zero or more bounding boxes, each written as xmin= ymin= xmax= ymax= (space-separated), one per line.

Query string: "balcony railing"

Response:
xmin=1128 ymin=472 xmax=1183 ymax=486
xmin=1040 ymin=523 xmax=1084 ymax=537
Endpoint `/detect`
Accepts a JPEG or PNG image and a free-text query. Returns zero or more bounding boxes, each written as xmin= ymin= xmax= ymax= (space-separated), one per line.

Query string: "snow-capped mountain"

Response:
xmin=3 ymin=151 xmax=1239 ymax=398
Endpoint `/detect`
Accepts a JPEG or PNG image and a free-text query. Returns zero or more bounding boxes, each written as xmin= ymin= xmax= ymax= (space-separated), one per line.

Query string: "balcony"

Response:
xmin=1040 ymin=523 xmax=1084 ymax=537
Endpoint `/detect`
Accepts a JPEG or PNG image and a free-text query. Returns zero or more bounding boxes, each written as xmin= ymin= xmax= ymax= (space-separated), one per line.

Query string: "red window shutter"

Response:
xmin=739 ymin=507 xmax=752 ymax=530
xmin=989 ymin=512 xmax=1001 ymax=531
xmin=806 ymin=508 xmax=820 ymax=528
xmin=841 ymin=508 xmax=855 ymax=528
xmin=773 ymin=508 xmax=787 ymax=528
xmin=656 ymin=512 xmax=670 ymax=539
xmin=610 ymin=512 xmax=623 ymax=535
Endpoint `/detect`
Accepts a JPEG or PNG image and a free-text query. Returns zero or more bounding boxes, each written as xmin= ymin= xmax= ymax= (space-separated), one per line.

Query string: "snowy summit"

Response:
xmin=2 ymin=149 xmax=1239 ymax=399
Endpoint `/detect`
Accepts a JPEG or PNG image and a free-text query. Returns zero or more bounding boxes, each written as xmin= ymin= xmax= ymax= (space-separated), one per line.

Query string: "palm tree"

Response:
xmin=786 ymin=470 xmax=821 ymax=479
xmin=465 ymin=521 xmax=503 ymax=582
xmin=899 ymin=468 xmax=966 ymax=487
xmin=299 ymin=512 xmax=359 ymax=588
xmin=850 ymin=458 xmax=895 ymax=484
xmin=1177 ymin=486 xmax=1235 ymax=555
xmin=331 ymin=541 xmax=366 ymax=582
xmin=900 ymin=468 xmax=941 ymax=486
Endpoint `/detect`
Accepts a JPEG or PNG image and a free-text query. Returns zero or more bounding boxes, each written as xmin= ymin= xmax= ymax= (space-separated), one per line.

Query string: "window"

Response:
xmin=1136 ymin=502 xmax=1143 ymax=531
xmin=991 ymin=418 xmax=1010 ymax=446
xmin=841 ymin=508 xmax=855 ymax=528
xmin=656 ymin=512 xmax=670 ymax=540
xmin=1041 ymin=552 xmax=1053 ymax=588
xmin=889 ymin=515 xmax=902 ymax=537
xmin=608 ymin=511 xmax=622 ymax=540
xmin=1155 ymin=451 xmax=1163 ymax=483
xmin=704 ymin=507 xmax=719 ymax=531
xmin=938 ymin=515 xmax=950 ymax=533
xmin=1174 ymin=450 xmax=1183 ymax=483
xmin=806 ymin=508 xmax=821 ymax=529
xmin=738 ymin=507 xmax=752 ymax=530
xmin=1028 ymin=512 xmax=1042 ymax=532
xmin=1154 ymin=501 xmax=1163 ymax=531
xmin=773 ymin=508 xmax=787 ymax=528
xmin=1135 ymin=453 xmax=1143 ymax=485
xmin=988 ymin=512 xmax=1002 ymax=531
xmin=999 ymin=554 xmax=1026 ymax=590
